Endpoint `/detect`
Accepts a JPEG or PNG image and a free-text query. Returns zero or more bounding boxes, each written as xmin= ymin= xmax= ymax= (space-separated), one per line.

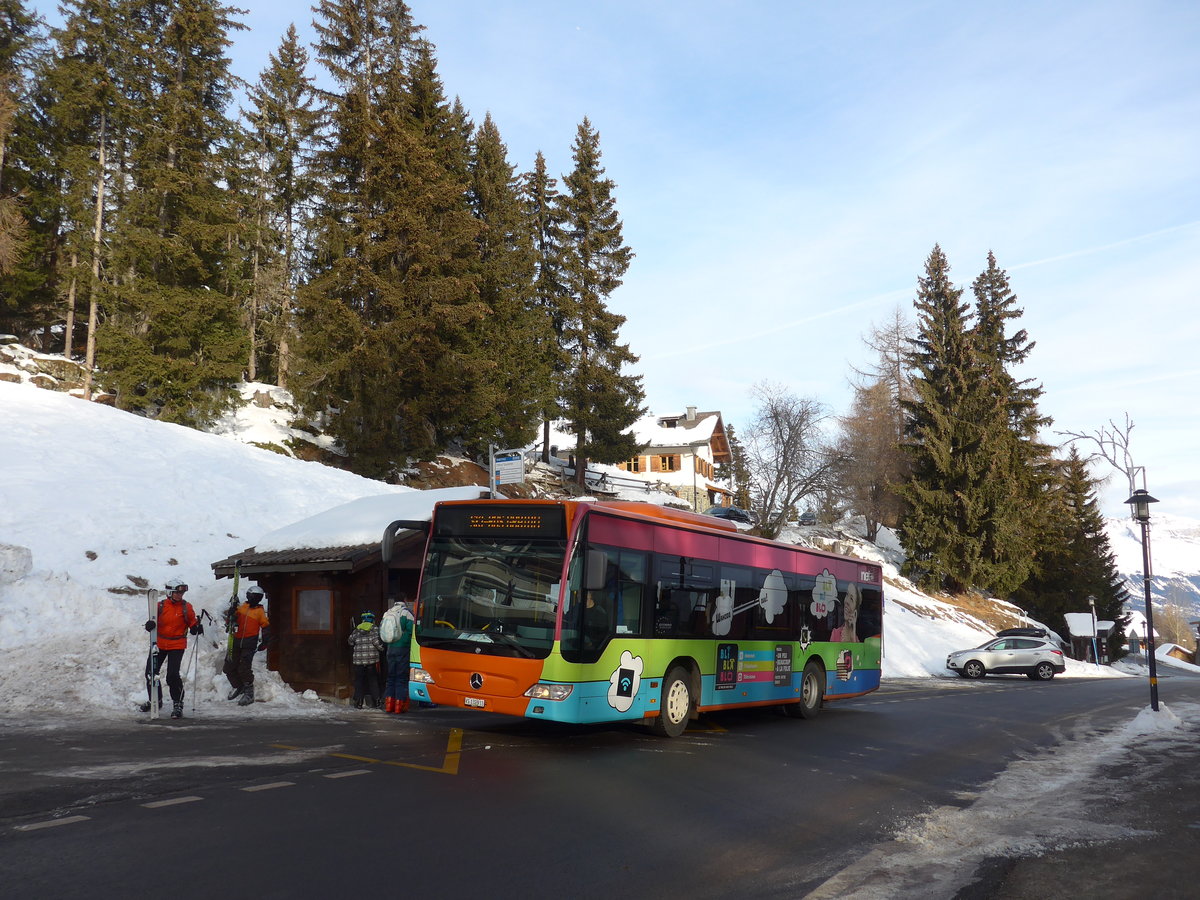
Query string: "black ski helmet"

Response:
xmin=246 ymin=585 xmax=265 ymax=606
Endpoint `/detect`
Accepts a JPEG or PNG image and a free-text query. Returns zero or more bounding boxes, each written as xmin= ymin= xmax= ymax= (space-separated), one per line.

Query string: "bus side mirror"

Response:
xmin=585 ymin=549 xmax=608 ymax=591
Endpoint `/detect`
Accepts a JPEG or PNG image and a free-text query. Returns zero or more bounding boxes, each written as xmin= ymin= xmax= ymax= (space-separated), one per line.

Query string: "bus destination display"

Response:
xmin=434 ymin=504 xmax=566 ymax=539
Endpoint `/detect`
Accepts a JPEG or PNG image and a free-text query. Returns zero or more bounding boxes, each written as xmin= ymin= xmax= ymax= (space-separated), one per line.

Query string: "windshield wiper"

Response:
xmin=486 ymin=630 xmax=537 ymax=658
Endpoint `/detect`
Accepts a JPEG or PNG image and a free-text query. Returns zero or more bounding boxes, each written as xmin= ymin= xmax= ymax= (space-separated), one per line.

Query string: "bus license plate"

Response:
xmin=464 ymin=697 xmax=485 ymax=708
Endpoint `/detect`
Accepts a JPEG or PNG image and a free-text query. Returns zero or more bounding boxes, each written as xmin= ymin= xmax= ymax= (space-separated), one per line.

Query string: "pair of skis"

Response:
xmin=145 ymin=588 xmax=162 ymax=719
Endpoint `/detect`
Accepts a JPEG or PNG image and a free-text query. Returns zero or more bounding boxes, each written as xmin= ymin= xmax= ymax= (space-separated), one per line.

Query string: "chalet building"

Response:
xmin=209 ymin=487 xmax=485 ymax=700
xmin=618 ymin=406 xmax=733 ymax=511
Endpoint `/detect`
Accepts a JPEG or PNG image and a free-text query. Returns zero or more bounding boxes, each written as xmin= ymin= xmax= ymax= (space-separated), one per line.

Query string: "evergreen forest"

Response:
xmin=0 ymin=0 xmax=643 ymax=477
xmin=0 ymin=0 xmax=1128 ymax=645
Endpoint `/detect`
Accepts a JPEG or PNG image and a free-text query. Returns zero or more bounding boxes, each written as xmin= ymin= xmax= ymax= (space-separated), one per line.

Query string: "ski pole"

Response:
xmin=188 ymin=634 xmax=199 ymax=714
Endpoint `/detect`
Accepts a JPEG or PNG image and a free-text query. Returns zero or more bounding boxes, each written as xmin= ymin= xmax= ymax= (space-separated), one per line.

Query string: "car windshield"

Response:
xmin=415 ymin=535 xmax=566 ymax=659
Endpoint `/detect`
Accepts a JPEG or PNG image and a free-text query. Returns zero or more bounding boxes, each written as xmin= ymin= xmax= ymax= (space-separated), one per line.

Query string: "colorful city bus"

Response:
xmin=408 ymin=499 xmax=883 ymax=736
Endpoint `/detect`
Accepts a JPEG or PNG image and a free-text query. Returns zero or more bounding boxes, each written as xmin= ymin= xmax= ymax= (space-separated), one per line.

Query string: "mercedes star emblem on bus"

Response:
xmin=470 ymin=673 xmax=483 ymax=690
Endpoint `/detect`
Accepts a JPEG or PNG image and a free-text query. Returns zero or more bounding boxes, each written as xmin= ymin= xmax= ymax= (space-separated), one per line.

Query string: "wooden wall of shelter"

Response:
xmin=211 ymin=532 xmax=425 ymax=700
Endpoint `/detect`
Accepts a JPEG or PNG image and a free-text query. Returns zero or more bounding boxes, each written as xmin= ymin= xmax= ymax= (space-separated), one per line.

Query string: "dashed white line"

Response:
xmin=324 ymin=769 xmax=371 ymax=779
xmin=15 ymin=815 xmax=91 ymax=832
xmin=241 ymin=781 xmax=295 ymax=792
xmin=143 ymin=796 xmax=204 ymax=808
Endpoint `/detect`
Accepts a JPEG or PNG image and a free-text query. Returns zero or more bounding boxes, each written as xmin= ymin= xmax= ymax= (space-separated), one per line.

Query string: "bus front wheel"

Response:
xmin=784 ymin=660 xmax=824 ymax=720
xmin=652 ymin=667 xmax=692 ymax=738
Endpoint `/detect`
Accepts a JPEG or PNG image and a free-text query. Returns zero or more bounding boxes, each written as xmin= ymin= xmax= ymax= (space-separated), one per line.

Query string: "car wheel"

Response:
xmin=651 ymin=666 xmax=692 ymax=737
xmin=1033 ymin=661 xmax=1056 ymax=681
xmin=963 ymin=660 xmax=986 ymax=679
xmin=783 ymin=660 xmax=824 ymax=719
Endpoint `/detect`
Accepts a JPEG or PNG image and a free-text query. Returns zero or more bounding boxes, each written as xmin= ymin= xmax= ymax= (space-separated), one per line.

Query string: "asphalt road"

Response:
xmin=2 ymin=673 xmax=1198 ymax=899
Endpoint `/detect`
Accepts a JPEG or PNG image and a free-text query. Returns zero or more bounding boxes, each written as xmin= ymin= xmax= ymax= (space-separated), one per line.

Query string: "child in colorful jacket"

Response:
xmin=348 ymin=611 xmax=384 ymax=709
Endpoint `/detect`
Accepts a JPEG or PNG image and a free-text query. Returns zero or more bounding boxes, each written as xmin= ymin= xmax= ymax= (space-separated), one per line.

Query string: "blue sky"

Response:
xmin=32 ymin=1 xmax=1200 ymax=518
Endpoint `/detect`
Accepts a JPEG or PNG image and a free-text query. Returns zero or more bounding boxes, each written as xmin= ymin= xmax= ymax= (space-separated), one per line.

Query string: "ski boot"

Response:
xmin=227 ymin=686 xmax=243 ymax=701
xmin=171 ymin=701 xmax=184 ymax=719
xmin=236 ymin=685 xmax=254 ymax=706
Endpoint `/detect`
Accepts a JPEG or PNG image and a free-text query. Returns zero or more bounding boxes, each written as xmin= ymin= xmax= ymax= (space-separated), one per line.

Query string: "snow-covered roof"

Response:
xmin=253 ymin=485 xmax=488 ymax=552
xmin=630 ymin=408 xmax=726 ymax=449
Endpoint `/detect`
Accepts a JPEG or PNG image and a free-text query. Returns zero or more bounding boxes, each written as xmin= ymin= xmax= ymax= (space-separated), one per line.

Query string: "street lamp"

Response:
xmin=1124 ymin=487 xmax=1160 ymax=711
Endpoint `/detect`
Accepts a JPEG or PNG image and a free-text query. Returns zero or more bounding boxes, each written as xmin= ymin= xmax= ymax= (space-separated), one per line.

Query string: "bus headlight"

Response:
xmin=524 ymin=683 xmax=573 ymax=701
xmin=410 ymin=668 xmax=435 ymax=684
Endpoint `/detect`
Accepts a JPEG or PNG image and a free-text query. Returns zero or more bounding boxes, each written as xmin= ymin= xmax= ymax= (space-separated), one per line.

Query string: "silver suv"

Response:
xmin=946 ymin=636 xmax=1066 ymax=681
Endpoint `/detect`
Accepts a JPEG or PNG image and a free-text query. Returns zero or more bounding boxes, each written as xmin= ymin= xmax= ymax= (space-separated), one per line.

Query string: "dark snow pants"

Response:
xmin=353 ymin=664 xmax=380 ymax=706
xmin=146 ymin=648 xmax=186 ymax=703
xmin=223 ymin=637 xmax=258 ymax=690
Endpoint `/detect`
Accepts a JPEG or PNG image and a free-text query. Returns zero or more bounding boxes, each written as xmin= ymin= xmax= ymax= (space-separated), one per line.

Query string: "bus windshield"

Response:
xmin=416 ymin=535 xmax=566 ymax=659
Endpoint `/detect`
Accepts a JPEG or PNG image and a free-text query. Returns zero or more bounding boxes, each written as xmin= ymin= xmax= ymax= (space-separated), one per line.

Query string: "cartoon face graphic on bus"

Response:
xmin=832 ymin=582 xmax=859 ymax=643
xmin=710 ymin=570 xmax=787 ymax=636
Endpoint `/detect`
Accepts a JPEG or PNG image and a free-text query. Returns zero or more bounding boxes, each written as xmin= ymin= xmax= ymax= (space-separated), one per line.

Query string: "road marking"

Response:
xmin=274 ymin=730 xmax=465 ymax=776
xmin=384 ymin=728 xmax=463 ymax=774
xmin=15 ymin=815 xmax=91 ymax=831
xmin=241 ymin=781 xmax=295 ymax=792
xmin=324 ymin=769 xmax=371 ymax=778
xmin=142 ymin=796 xmax=203 ymax=808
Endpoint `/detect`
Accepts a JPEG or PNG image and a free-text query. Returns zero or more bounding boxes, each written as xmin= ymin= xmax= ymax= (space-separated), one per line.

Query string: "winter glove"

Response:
xmin=189 ymin=623 xmax=203 ymax=635
xmin=144 ymin=620 xmax=156 ymax=632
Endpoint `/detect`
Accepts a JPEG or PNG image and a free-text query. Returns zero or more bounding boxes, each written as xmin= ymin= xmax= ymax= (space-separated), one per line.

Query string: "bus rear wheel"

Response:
xmin=783 ymin=660 xmax=824 ymax=720
xmin=651 ymin=667 xmax=692 ymax=738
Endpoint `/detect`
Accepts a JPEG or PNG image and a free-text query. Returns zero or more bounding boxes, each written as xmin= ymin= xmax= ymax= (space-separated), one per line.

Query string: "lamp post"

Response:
xmin=1124 ymin=487 xmax=1160 ymax=711
xmin=1088 ymin=595 xmax=1100 ymax=669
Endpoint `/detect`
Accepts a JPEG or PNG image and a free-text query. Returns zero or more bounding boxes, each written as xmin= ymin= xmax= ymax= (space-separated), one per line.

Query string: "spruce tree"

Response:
xmin=897 ymin=245 xmax=991 ymax=593
xmin=1012 ymin=448 xmax=1130 ymax=653
xmin=96 ymin=0 xmax=248 ymax=425
xmin=522 ymin=150 xmax=570 ymax=463
xmin=243 ymin=24 xmax=319 ymax=387
xmin=300 ymin=0 xmax=487 ymax=474
xmin=0 ymin=0 xmax=51 ymax=337
xmin=556 ymin=118 xmax=644 ymax=482
xmin=464 ymin=112 xmax=553 ymax=452
xmin=967 ymin=251 xmax=1054 ymax=593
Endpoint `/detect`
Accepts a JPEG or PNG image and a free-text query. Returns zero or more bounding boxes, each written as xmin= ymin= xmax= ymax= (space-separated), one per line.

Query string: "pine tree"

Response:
xmin=300 ymin=0 xmax=489 ymax=474
xmin=522 ymin=150 xmax=570 ymax=463
xmin=243 ymin=24 xmax=319 ymax=387
xmin=1012 ymin=448 xmax=1130 ymax=654
xmin=0 ymin=0 xmax=50 ymax=337
xmin=464 ymin=112 xmax=553 ymax=452
xmin=717 ymin=422 xmax=752 ymax=510
xmin=897 ymin=245 xmax=992 ymax=593
xmin=95 ymin=0 xmax=248 ymax=425
xmin=556 ymin=118 xmax=644 ymax=482
xmin=966 ymin=251 xmax=1054 ymax=593
xmin=36 ymin=0 xmax=129 ymax=377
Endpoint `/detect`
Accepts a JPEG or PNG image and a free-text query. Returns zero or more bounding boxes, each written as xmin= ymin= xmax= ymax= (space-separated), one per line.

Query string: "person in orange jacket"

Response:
xmin=143 ymin=578 xmax=200 ymax=718
xmin=222 ymin=585 xmax=270 ymax=707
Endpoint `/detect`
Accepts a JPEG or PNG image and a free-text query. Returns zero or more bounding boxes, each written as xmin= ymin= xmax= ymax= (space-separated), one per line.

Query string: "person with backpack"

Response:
xmin=142 ymin=578 xmax=201 ymax=719
xmin=223 ymin=584 xmax=270 ymax=707
xmin=380 ymin=594 xmax=415 ymax=714
xmin=348 ymin=610 xmax=384 ymax=709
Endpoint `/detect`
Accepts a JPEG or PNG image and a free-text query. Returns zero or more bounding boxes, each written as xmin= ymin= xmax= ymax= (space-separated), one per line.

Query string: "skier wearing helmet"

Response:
xmin=222 ymin=585 xmax=270 ymax=707
xmin=143 ymin=578 xmax=200 ymax=718
xmin=348 ymin=611 xmax=384 ymax=709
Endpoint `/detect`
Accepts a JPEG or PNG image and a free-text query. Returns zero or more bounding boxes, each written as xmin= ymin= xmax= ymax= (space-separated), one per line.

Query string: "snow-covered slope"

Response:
xmin=0 ymin=378 xmax=1154 ymax=720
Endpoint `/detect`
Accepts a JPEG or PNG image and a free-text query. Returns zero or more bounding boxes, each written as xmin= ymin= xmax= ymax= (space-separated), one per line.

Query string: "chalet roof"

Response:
xmin=209 ymin=486 xmax=486 ymax=578
xmin=211 ymin=529 xmax=428 ymax=578
xmin=631 ymin=409 xmax=731 ymax=463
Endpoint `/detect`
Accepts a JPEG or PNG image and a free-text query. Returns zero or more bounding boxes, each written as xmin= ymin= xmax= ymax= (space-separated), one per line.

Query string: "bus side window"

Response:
xmin=858 ymin=587 xmax=883 ymax=638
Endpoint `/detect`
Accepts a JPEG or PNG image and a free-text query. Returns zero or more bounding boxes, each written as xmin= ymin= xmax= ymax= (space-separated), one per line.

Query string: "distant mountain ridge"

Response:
xmin=1106 ymin=513 xmax=1200 ymax=629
